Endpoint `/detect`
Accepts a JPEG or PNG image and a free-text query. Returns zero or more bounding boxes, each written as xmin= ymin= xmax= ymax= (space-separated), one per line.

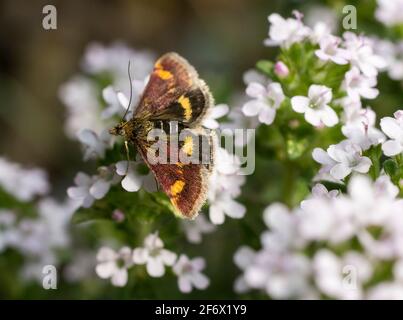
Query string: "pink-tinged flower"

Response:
xmin=173 ymin=255 xmax=209 ymax=293
xmin=380 ymin=110 xmax=403 ymax=156
xmin=95 ymin=246 xmax=133 ymax=287
xmin=291 ymin=85 xmax=338 ymax=127
xmin=274 ymin=61 xmax=289 ymax=78
xmin=343 ymin=32 xmax=386 ymax=77
xmin=264 ymin=13 xmax=310 ymax=48
xmin=342 ymin=67 xmax=379 ymax=100
xmin=315 ymin=35 xmax=349 ymax=65
xmin=132 ymin=233 xmax=177 ymax=277
xmin=342 ymin=107 xmax=385 ymax=151
xmin=233 ymin=246 xmax=256 ymax=293
xmin=242 ymin=82 xmax=285 ymax=125
xmin=112 ymin=209 xmax=125 ymax=223
xmin=312 ymin=141 xmax=372 ymax=180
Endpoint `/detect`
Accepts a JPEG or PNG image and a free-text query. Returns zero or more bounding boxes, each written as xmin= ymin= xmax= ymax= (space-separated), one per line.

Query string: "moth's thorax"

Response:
xmin=123 ymin=119 xmax=155 ymax=142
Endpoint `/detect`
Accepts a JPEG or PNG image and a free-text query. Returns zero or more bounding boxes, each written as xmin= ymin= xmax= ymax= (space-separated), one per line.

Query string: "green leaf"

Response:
xmin=256 ymin=60 xmax=274 ymax=77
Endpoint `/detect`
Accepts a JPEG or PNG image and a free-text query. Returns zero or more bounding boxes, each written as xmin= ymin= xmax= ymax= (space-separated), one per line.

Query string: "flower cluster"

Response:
xmin=0 ymin=157 xmax=76 ymax=281
xmin=235 ymin=175 xmax=403 ymax=299
xmin=95 ymin=233 xmax=209 ymax=293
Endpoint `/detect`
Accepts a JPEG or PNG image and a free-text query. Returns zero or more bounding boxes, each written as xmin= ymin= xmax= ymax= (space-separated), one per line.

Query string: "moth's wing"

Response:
xmin=134 ymin=52 xmax=213 ymax=126
xmin=136 ymin=128 xmax=215 ymax=219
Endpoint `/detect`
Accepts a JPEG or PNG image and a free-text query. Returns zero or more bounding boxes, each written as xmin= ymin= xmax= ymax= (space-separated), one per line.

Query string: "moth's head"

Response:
xmin=109 ymin=122 xmax=125 ymax=136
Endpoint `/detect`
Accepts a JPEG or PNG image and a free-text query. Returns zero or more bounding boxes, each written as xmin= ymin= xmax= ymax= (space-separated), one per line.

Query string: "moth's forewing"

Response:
xmin=134 ymin=52 xmax=213 ymax=126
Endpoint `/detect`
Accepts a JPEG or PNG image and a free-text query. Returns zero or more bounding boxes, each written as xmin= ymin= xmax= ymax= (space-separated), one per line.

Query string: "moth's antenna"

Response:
xmin=121 ymin=60 xmax=133 ymax=121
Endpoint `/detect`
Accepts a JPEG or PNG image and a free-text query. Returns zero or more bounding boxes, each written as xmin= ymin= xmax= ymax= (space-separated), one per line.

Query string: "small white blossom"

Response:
xmin=202 ymin=104 xmax=229 ymax=129
xmin=95 ymin=246 xmax=133 ymax=287
xmin=342 ymin=108 xmax=385 ymax=151
xmin=78 ymin=129 xmax=111 ymax=160
xmin=0 ymin=157 xmax=49 ymax=202
xmin=343 ymin=32 xmax=386 ymax=77
xmin=313 ymin=250 xmax=372 ymax=299
xmin=173 ymin=255 xmax=209 ymax=293
xmin=342 ymin=67 xmax=379 ymax=100
xmin=181 ymin=215 xmax=216 ymax=244
xmin=67 ymin=171 xmax=113 ymax=208
xmin=315 ymin=35 xmax=349 ymax=65
xmin=380 ymin=110 xmax=403 ymax=156
xmin=375 ymin=0 xmax=403 ymax=27
xmin=291 ymin=85 xmax=338 ymax=127
xmin=312 ymin=141 xmax=372 ymax=180
xmin=233 ymin=246 xmax=256 ymax=293
xmin=115 ymin=160 xmax=156 ymax=192
xmin=132 ymin=233 xmax=177 ymax=277
xmin=264 ymin=13 xmax=310 ymax=48
xmin=208 ymin=148 xmax=246 ymax=224
xmin=242 ymin=82 xmax=285 ymax=125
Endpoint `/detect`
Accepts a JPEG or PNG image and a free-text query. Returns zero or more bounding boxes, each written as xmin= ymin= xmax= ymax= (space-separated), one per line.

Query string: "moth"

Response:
xmin=109 ymin=52 xmax=215 ymax=219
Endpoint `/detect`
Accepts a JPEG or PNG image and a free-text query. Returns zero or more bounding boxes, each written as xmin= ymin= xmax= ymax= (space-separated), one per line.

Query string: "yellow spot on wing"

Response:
xmin=155 ymin=61 xmax=173 ymax=80
xmin=182 ymin=136 xmax=193 ymax=155
xmin=178 ymin=95 xmax=192 ymax=121
xmin=171 ymin=180 xmax=185 ymax=197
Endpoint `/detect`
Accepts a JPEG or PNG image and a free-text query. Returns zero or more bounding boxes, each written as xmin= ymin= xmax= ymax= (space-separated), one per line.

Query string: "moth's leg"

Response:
xmin=125 ymin=140 xmax=130 ymax=175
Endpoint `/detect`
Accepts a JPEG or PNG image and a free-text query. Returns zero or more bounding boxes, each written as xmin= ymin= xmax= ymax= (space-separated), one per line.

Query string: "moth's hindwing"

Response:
xmin=137 ymin=127 xmax=215 ymax=219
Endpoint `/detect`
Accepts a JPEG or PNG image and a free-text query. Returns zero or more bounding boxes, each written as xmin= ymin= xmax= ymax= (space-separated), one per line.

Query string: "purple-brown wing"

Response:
xmin=134 ymin=52 xmax=212 ymax=126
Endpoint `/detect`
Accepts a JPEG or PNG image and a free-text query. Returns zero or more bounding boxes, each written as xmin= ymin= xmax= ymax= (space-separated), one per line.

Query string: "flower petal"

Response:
xmin=291 ymin=96 xmax=309 ymax=113
xmin=147 ymin=257 xmax=165 ymax=277
xmin=330 ymin=163 xmax=351 ymax=180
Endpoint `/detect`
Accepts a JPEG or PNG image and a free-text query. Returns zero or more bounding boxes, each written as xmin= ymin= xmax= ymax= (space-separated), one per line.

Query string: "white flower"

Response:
xmin=102 ymin=79 xmax=147 ymax=120
xmin=243 ymin=249 xmax=312 ymax=299
xmin=207 ymin=148 xmax=246 ymax=224
xmin=233 ymin=246 xmax=256 ymax=293
xmin=375 ymin=0 xmax=403 ymax=27
xmin=37 ymin=198 xmax=76 ymax=248
xmin=67 ymin=171 xmax=112 ymax=208
xmin=0 ymin=157 xmax=49 ymax=202
xmin=315 ymin=35 xmax=349 ymax=65
xmin=242 ymin=82 xmax=285 ymax=125
xmin=202 ymin=104 xmax=229 ymax=129
xmin=312 ymin=140 xmax=372 ymax=180
xmin=181 ymin=215 xmax=216 ymax=244
xmin=173 ymin=255 xmax=209 ymax=293
xmin=59 ymin=76 xmax=103 ymax=138
xmin=0 ymin=210 xmax=18 ymax=252
xmin=82 ymin=42 xmax=155 ymax=83
xmin=313 ymin=250 xmax=372 ymax=299
xmin=342 ymin=67 xmax=379 ymax=100
xmin=308 ymin=22 xmax=333 ymax=44
xmin=261 ymin=203 xmax=302 ymax=252
xmin=343 ymin=32 xmax=386 ymax=77
xmin=78 ymin=129 xmax=111 ymax=160
xmin=298 ymin=196 xmax=356 ymax=244
xmin=115 ymin=160 xmax=156 ymax=192
xmin=380 ymin=110 xmax=403 ymax=156
xmin=95 ymin=246 xmax=133 ymax=287
xmin=291 ymin=85 xmax=338 ymax=127
xmin=264 ymin=13 xmax=310 ymax=48
xmin=132 ymin=233 xmax=177 ymax=277
xmin=342 ymin=108 xmax=385 ymax=151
